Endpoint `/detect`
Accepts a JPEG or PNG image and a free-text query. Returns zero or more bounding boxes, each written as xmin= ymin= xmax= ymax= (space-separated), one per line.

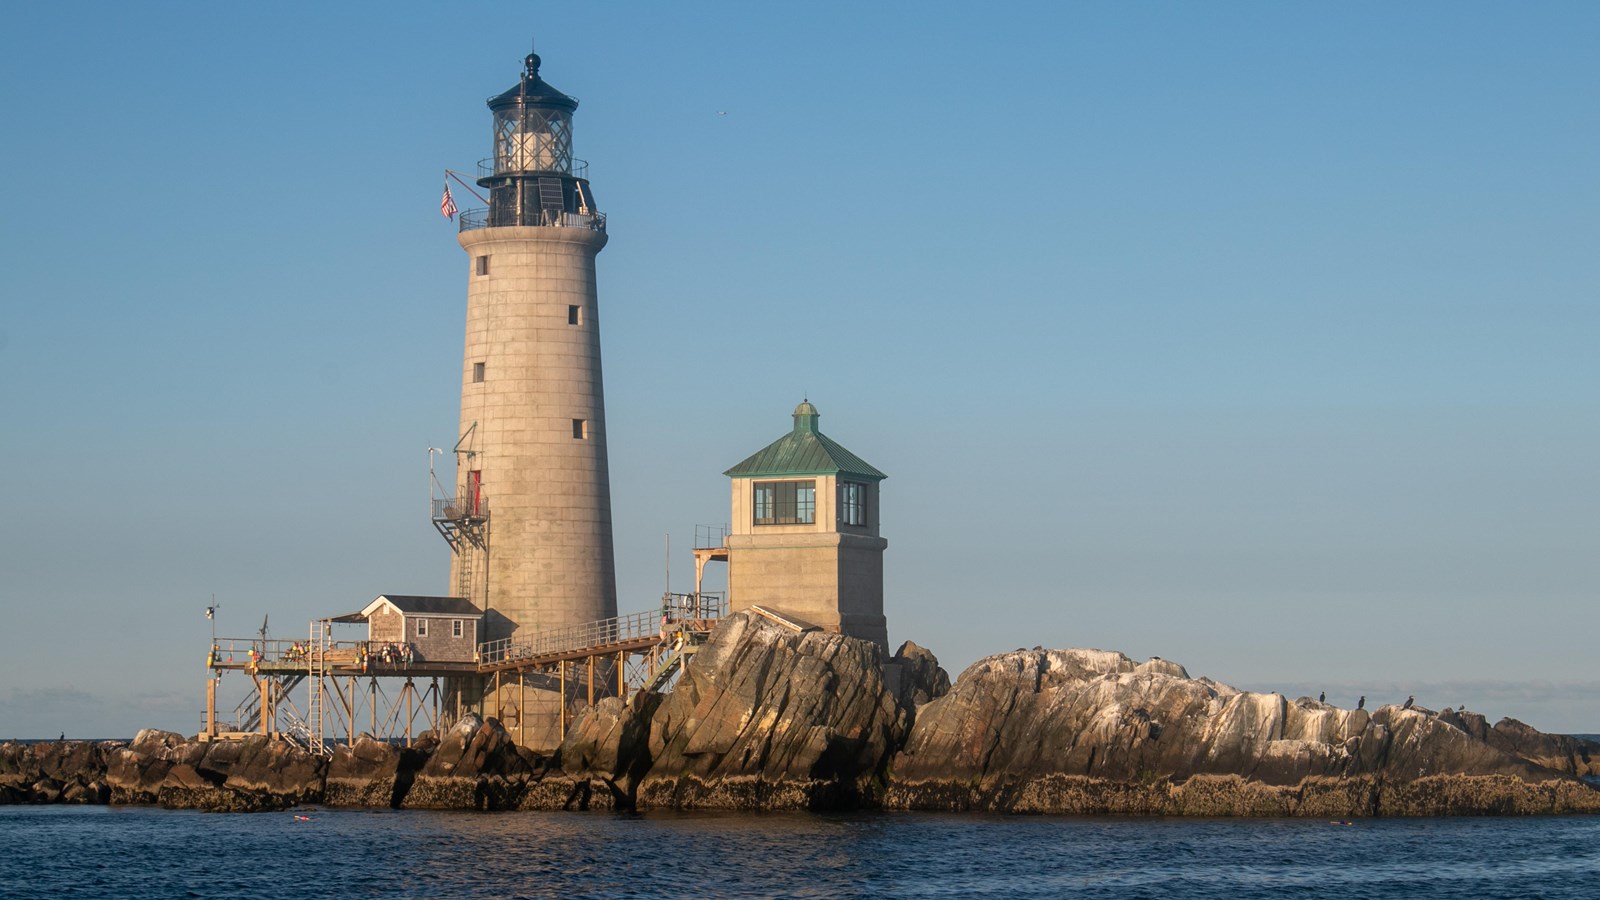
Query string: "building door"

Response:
xmin=468 ymin=470 xmax=482 ymax=516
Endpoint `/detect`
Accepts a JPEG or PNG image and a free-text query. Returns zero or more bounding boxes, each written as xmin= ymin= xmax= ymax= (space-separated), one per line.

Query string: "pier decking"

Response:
xmin=203 ymin=593 xmax=726 ymax=751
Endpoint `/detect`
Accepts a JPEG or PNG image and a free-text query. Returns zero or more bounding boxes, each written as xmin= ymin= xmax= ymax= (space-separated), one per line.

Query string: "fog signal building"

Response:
xmin=724 ymin=402 xmax=889 ymax=647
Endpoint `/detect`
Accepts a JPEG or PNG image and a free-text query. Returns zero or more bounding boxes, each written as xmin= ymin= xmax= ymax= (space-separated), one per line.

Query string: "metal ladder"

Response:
xmin=457 ymin=549 xmax=475 ymax=603
xmin=304 ymin=622 xmax=329 ymax=755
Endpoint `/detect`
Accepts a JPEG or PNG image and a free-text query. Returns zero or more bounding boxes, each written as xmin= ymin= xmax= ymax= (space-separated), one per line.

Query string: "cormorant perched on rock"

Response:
xmin=1403 ymin=695 xmax=1415 ymax=710
xmin=1358 ymin=695 xmax=1366 ymax=709
xmin=1319 ymin=692 xmax=1326 ymax=703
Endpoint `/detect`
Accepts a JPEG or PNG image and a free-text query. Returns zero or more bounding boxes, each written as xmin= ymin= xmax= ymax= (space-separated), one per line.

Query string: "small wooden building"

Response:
xmin=357 ymin=595 xmax=484 ymax=663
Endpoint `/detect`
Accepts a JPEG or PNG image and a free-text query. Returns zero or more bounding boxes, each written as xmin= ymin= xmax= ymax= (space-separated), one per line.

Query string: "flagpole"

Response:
xmin=444 ymin=169 xmax=490 ymax=205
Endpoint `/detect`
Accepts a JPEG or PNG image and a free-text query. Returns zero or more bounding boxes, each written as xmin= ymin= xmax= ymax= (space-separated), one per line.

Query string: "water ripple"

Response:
xmin=2 ymin=807 xmax=1599 ymax=899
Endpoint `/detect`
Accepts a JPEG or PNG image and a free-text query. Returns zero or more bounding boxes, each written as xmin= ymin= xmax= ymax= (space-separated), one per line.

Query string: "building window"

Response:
xmin=472 ymin=362 xmax=485 ymax=383
xmin=416 ymin=618 xmax=428 ymax=638
xmin=754 ymin=480 xmax=815 ymax=525
xmin=475 ymin=255 xmax=489 ymax=276
xmin=572 ymin=418 xmax=588 ymax=439
xmin=840 ymin=481 xmax=866 ymax=526
xmin=452 ymin=619 xmax=464 ymax=638
xmin=568 ymin=305 xmax=582 ymax=325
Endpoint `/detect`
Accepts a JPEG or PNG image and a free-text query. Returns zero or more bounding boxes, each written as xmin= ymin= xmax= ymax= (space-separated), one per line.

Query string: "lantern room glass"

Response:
xmin=494 ymin=106 xmax=573 ymax=175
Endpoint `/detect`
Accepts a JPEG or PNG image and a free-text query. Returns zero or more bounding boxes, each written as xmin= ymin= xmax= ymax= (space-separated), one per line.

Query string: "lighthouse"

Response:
xmin=438 ymin=52 xmax=617 ymax=645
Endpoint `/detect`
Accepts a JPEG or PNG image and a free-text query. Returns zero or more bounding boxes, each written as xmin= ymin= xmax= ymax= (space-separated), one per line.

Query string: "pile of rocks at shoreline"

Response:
xmin=5 ymin=611 xmax=1598 ymax=816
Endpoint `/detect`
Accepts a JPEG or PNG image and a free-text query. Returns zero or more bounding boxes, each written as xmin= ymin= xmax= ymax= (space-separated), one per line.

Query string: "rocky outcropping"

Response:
xmin=885 ymin=648 xmax=1600 ymax=815
xmin=0 ymin=738 xmax=116 ymax=804
xmin=102 ymin=729 xmax=324 ymax=812
xmin=1476 ymin=716 xmax=1600 ymax=778
xmin=324 ymin=737 xmax=424 ymax=807
xmin=402 ymin=714 xmax=539 ymax=810
xmin=634 ymin=611 xmax=908 ymax=810
xmin=6 ymin=621 xmax=1597 ymax=816
xmin=891 ymin=640 xmax=951 ymax=712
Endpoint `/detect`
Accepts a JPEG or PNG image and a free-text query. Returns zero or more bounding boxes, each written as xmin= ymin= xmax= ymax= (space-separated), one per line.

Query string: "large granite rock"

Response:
xmin=0 ymin=740 xmax=117 ymax=804
xmin=104 ymin=731 xmax=190 ymax=805
xmin=1479 ymin=717 xmax=1600 ymax=777
xmin=886 ymin=648 xmax=1600 ymax=815
xmin=635 ymin=610 xmax=908 ymax=810
xmin=92 ymin=728 xmax=327 ymax=811
xmin=128 ymin=735 xmax=325 ymax=812
xmin=892 ymin=640 xmax=951 ymax=710
xmin=549 ymin=691 xmax=660 ymax=809
xmin=324 ymin=737 xmax=428 ymax=808
xmin=402 ymin=714 xmax=537 ymax=810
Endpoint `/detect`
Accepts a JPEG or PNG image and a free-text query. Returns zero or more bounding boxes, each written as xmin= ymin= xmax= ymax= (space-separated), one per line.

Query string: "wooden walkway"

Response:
xmin=203 ymin=593 xmax=727 ymax=750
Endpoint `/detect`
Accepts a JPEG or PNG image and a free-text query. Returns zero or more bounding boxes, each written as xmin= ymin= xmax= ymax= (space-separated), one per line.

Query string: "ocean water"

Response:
xmin=4 ymin=806 xmax=1599 ymax=899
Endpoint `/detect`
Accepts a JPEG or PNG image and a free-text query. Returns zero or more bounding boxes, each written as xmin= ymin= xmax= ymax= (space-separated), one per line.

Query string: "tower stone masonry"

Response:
xmin=449 ymin=52 xmax=618 ymax=643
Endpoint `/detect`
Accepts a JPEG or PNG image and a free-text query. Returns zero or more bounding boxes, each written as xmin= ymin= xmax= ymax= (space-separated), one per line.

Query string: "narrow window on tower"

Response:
xmin=472 ymin=362 xmax=485 ymax=383
xmin=568 ymin=305 xmax=582 ymax=325
xmin=572 ymin=418 xmax=588 ymax=439
xmin=840 ymin=481 xmax=866 ymax=526
xmin=475 ymin=255 xmax=489 ymax=276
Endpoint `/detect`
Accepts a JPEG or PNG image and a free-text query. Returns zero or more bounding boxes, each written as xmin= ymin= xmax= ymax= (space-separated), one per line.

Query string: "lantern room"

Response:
xmin=475 ymin=53 xmax=600 ymax=229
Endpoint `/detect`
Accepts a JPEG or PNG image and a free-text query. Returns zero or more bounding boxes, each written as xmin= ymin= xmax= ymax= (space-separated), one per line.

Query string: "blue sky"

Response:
xmin=1 ymin=2 xmax=1596 ymax=737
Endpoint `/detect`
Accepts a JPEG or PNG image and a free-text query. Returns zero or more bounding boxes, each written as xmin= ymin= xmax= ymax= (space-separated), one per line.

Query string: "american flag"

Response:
xmin=441 ymin=183 xmax=458 ymax=220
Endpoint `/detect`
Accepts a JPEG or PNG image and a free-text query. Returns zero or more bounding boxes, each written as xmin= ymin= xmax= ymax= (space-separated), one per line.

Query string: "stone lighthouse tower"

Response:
xmin=440 ymin=52 xmax=617 ymax=643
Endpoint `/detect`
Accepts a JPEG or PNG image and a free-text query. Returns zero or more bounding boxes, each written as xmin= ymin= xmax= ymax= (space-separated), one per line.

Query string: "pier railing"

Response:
xmin=477 ymin=593 xmax=727 ymax=667
xmin=432 ymin=496 xmax=488 ymax=520
xmin=207 ymin=637 xmax=417 ymax=669
xmin=208 ymin=638 xmax=358 ymax=667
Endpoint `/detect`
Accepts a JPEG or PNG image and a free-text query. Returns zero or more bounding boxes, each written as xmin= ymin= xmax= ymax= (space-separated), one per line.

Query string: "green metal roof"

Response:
xmin=723 ymin=401 xmax=887 ymax=481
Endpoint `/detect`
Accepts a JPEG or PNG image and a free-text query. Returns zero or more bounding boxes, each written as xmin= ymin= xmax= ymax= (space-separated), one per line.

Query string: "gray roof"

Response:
xmin=376 ymin=595 xmax=483 ymax=617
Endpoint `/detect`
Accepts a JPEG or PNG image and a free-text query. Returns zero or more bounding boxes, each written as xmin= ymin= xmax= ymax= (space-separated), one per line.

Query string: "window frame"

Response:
xmin=840 ymin=481 xmax=867 ymax=527
xmin=753 ymin=480 xmax=816 ymax=525
xmin=415 ymin=618 xmax=428 ymax=638
xmin=452 ymin=619 xmax=464 ymax=638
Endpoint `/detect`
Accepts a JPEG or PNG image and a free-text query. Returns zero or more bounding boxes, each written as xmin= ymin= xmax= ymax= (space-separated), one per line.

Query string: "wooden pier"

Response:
xmin=203 ymin=593 xmax=725 ymax=752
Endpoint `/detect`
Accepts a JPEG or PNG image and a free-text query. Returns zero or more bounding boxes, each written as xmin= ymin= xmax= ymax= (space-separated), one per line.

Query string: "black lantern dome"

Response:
xmin=487 ymin=53 xmax=578 ymax=114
